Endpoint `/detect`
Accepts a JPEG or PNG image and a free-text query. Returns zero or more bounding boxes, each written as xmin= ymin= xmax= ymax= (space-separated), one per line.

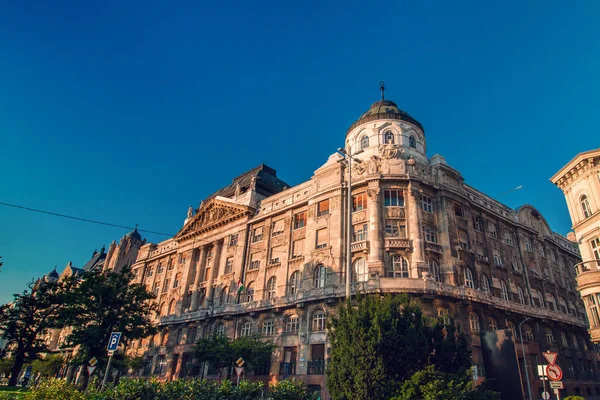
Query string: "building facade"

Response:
xmin=129 ymin=96 xmax=600 ymax=399
xmin=552 ymin=149 xmax=600 ymax=344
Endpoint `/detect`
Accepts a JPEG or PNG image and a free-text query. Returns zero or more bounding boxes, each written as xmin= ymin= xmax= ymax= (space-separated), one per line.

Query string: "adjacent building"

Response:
xmin=551 ymin=149 xmax=600 ymax=343
xmin=128 ymin=94 xmax=600 ymax=399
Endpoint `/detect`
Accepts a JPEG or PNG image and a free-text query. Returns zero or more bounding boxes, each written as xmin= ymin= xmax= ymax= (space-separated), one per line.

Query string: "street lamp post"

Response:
xmin=519 ymin=317 xmax=533 ymax=400
xmin=337 ymin=147 xmax=361 ymax=299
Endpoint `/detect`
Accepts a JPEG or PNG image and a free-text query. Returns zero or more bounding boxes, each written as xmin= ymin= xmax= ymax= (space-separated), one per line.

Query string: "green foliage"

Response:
xmin=0 ymin=358 xmax=15 ymax=377
xmin=564 ymin=397 xmax=585 ymax=400
xmin=391 ymin=366 xmax=500 ymax=400
xmin=31 ymin=354 xmax=64 ymax=377
xmin=59 ymin=266 xmax=157 ymax=371
xmin=326 ymin=294 xmax=475 ymax=400
xmin=194 ymin=335 xmax=274 ymax=377
xmin=269 ymin=378 xmax=319 ymax=400
xmin=0 ymin=279 xmax=72 ymax=386
xmin=23 ymin=379 xmax=85 ymax=400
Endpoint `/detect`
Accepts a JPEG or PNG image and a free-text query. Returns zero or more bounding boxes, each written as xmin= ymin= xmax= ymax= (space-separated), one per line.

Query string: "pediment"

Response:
xmin=175 ymin=198 xmax=253 ymax=241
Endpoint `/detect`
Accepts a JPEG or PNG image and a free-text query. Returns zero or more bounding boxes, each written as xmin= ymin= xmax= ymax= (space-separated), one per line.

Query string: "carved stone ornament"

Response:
xmin=379 ymin=143 xmax=402 ymax=159
xmin=176 ymin=199 xmax=250 ymax=239
xmin=299 ymin=332 xmax=307 ymax=343
xmin=353 ymin=211 xmax=367 ymax=223
xmin=353 ymin=155 xmax=381 ymax=176
xmin=330 ymin=197 xmax=340 ymax=210
xmin=367 ymin=188 xmax=380 ymax=199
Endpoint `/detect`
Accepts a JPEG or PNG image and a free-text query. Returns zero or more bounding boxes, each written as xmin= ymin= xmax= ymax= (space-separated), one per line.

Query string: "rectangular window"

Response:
xmin=157 ymin=263 xmax=164 ymax=274
xmin=153 ymin=282 xmax=160 ymax=295
xmin=473 ymin=216 xmax=482 ymax=232
xmin=178 ymin=254 xmax=186 ymax=264
xmin=292 ymin=239 xmax=304 ymax=257
xmin=591 ymin=237 xmax=600 ymax=262
xmin=317 ymin=200 xmax=329 ymax=217
xmin=316 ymin=228 xmax=328 ymax=249
xmin=488 ymin=223 xmax=498 ymax=239
xmin=163 ymin=279 xmax=170 ymax=293
xmin=458 ymin=229 xmax=469 ymax=250
xmin=252 ymin=226 xmax=264 ymax=243
xmin=385 ymin=220 xmax=406 ymax=238
xmin=384 ymin=190 xmax=404 ymax=207
xmin=352 ymin=223 xmax=368 ymax=242
xmin=202 ymin=264 xmax=210 ymax=282
xmin=525 ymin=238 xmax=532 ymax=252
xmin=493 ymin=250 xmax=503 ymax=266
xmin=353 ymin=193 xmax=367 ymax=212
xmin=454 ymin=202 xmax=464 ymax=218
xmin=271 ymin=219 xmax=285 ymax=237
xmin=505 ymin=231 xmax=514 ymax=247
xmin=293 ymin=212 xmax=307 ymax=229
xmin=147 ymin=267 xmax=154 ymax=277
xmin=173 ymin=273 xmax=181 ymax=288
xmin=187 ymin=327 xmax=197 ymax=344
xmin=420 ymin=194 xmax=433 ymax=213
xmin=270 ymin=246 xmax=283 ymax=263
xmin=167 ymin=259 xmax=174 ymax=270
xmin=423 ymin=224 xmax=437 ymax=243
xmin=225 ymin=257 xmax=234 ymax=274
xmin=249 ymin=253 xmax=260 ymax=270
xmin=229 ymin=233 xmax=238 ymax=246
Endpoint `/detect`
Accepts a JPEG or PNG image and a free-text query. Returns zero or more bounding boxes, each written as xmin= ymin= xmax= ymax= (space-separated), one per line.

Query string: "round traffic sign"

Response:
xmin=546 ymin=364 xmax=563 ymax=381
xmin=541 ymin=391 xmax=550 ymax=400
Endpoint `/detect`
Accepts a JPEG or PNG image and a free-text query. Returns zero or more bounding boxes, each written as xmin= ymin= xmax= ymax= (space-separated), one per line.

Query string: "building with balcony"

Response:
xmin=128 ymin=94 xmax=600 ymax=399
xmin=552 ymin=149 xmax=600 ymax=345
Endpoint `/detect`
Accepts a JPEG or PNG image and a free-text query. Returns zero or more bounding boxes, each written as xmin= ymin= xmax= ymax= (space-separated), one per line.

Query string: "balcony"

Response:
xmin=385 ymin=238 xmax=411 ymax=250
xmin=351 ymin=240 xmax=369 ymax=253
xmin=307 ymin=360 xmax=325 ymax=375
xmin=574 ymin=260 xmax=600 ymax=276
xmin=424 ymin=242 xmax=443 ymax=254
xmin=279 ymin=362 xmax=296 ymax=376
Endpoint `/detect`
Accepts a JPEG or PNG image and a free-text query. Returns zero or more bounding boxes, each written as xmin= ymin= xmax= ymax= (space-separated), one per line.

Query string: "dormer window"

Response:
xmin=361 ymin=135 xmax=369 ymax=149
xmin=581 ymin=195 xmax=592 ymax=218
xmin=409 ymin=135 xmax=416 ymax=149
xmin=384 ymin=131 xmax=394 ymax=144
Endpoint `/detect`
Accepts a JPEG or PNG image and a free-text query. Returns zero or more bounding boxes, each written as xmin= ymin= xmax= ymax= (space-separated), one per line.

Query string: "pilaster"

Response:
xmin=408 ymin=181 xmax=426 ymax=276
xmin=189 ymin=246 xmax=208 ymax=311
xmin=367 ymin=182 xmax=384 ymax=276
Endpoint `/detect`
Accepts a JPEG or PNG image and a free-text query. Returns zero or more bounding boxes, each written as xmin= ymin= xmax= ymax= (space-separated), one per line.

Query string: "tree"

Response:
xmin=326 ymin=294 xmax=476 ymax=400
xmin=193 ymin=335 xmax=274 ymax=380
xmin=59 ymin=266 xmax=156 ymax=385
xmin=31 ymin=354 xmax=64 ymax=377
xmin=0 ymin=279 xmax=69 ymax=386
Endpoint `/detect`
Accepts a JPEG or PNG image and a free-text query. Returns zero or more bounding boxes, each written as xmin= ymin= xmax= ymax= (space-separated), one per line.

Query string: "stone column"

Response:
xmin=407 ymin=182 xmax=425 ymax=277
xmin=206 ymin=239 xmax=224 ymax=306
xmin=189 ymin=246 xmax=207 ymax=311
xmin=367 ymin=184 xmax=384 ymax=276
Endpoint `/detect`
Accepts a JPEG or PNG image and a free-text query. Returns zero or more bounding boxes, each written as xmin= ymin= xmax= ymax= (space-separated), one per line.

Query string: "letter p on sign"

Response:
xmin=107 ymin=332 xmax=122 ymax=352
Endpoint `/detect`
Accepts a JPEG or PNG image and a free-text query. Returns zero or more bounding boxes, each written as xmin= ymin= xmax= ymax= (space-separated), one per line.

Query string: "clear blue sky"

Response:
xmin=1 ymin=0 xmax=599 ymax=304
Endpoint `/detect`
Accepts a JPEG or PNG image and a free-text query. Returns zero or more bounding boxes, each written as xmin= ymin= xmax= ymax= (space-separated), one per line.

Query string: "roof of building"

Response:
xmin=125 ymin=226 xmax=142 ymax=241
xmin=82 ymin=250 xmax=107 ymax=271
xmin=550 ymin=147 xmax=600 ymax=183
xmin=346 ymin=99 xmax=424 ymax=136
xmin=204 ymin=164 xmax=290 ymax=203
xmin=46 ymin=267 xmax=59 ymax=279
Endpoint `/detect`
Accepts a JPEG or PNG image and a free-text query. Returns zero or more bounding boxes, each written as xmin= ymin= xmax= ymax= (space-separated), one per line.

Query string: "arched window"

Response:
xmin=429 ymin=259 xmax=440 ymax=282
xmin=464 ymin=268 xmax=474 ymax=289
xmin=312 ymin=310 xmax=326 ymax=331
xmin=314 ymin=265 xmax=326 ymax=288
xmin=289 ymin=271 xmax=301 ymax=295
xmin=361 ymin=135 xmax=369 ymax=149
xmin=437 ymin=308 xmax=450 ymax=324
xmin=353 ymin=258 xmax=368 ymax=282
xmin=285 ymin=315 xmax=299 ymax=334
xmin=547 ymin=294 xmax=556 ymax=311
xmin=581 ymin=195 xmax=592 ymax=218
xmin=244 ymin=282 xmax=255 ymax=303
xmin=469 ymin=313 xmax=480 ymax=333
xmin=240 ymin=321 xmax=252 ymax=337
xmin=384 ymin=130 xmax=394 ymax=144
xmin=481 ymin=274 xmax=490 ymax=293
xmin=219 ymin=287 xmax=229 ymax=306
xmin=500 ymin=280 xmax=509 ymax=301
xmin=161 ymin=330 xmax=169 ymax=346
xmin=517 ymin=286 xmax=525 ymax=305
xmin=409 ymin=135 xmax=416 ymax=149
xmin=489 ymin=318 xmax=498 ymax=331
xmin=159 ymin=302 xmax=166 ymax=316
xmin=388 ymin=255 xmax=409 ymax=278
xmin=215 ymin=323 xmax=225 ymax=337
xmin=266 ymin=276 xmax=276 ymax=299
xmin=168 ymin=299 xmax=176 ymax=314
xmin=524 ymin=325 xmax=534 ymax=342
xmin=262 ymin=319 xmax=274 ymax=336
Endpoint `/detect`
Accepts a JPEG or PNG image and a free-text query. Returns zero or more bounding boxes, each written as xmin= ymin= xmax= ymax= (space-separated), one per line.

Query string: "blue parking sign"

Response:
xmin=107 ymin=332 xmax=122 ymax=351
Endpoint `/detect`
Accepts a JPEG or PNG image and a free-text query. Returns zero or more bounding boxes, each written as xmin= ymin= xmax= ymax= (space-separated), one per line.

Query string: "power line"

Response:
xmin=0 ymin=201 xmax=174 ymax=237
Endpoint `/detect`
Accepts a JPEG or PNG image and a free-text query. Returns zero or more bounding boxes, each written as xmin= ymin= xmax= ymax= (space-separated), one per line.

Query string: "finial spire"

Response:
xmin=380 ymin=81 xmax=385 ymax=101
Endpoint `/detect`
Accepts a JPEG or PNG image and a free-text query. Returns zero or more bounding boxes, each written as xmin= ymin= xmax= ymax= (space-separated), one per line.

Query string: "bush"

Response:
xmin=564 ymin=397 xmax=585 ymax=400
xmin=270 ymin=379 xmax=318 ymax=400
xmin=23 ymin=379 xmax=86 ymax=400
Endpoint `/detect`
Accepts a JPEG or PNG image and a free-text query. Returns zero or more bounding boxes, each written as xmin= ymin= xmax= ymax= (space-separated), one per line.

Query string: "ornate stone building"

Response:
xmin=552 ymin=149 xmax=600 ymax=344
xmin=129 ymin=95 xmax=600 ymax=399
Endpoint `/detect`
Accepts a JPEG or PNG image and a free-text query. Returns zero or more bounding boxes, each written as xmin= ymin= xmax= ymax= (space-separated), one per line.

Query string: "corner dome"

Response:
xmin=46 ymin=267 xmax=59 ymax=279
xmin=347 ymin=99 xmax=424 ymax=136
xmin=125 ymin=226 xmax=142 ymax=241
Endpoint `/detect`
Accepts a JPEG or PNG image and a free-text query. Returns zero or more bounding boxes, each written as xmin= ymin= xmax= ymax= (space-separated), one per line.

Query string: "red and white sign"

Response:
xmin=234 ymin=366 xmax=244 ymax=377
xmin=546 ymin=364 xmax=563 ymax=381
xmin=542 ymin=352 xmax=558 ymax=365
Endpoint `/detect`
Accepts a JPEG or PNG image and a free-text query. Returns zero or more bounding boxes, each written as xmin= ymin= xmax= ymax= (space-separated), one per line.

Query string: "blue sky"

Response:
xmin=1 ymin=1 xmax=599 ymax=304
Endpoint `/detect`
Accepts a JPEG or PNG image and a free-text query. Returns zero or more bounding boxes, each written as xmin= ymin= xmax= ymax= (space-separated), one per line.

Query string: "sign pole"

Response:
xmin=236 ymin=370 xmax=240 ymax=386
xmin=101 ymin=353 xmax=113 ymax=391
xmin=555 ymin=388 xmax=560 ymax=400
